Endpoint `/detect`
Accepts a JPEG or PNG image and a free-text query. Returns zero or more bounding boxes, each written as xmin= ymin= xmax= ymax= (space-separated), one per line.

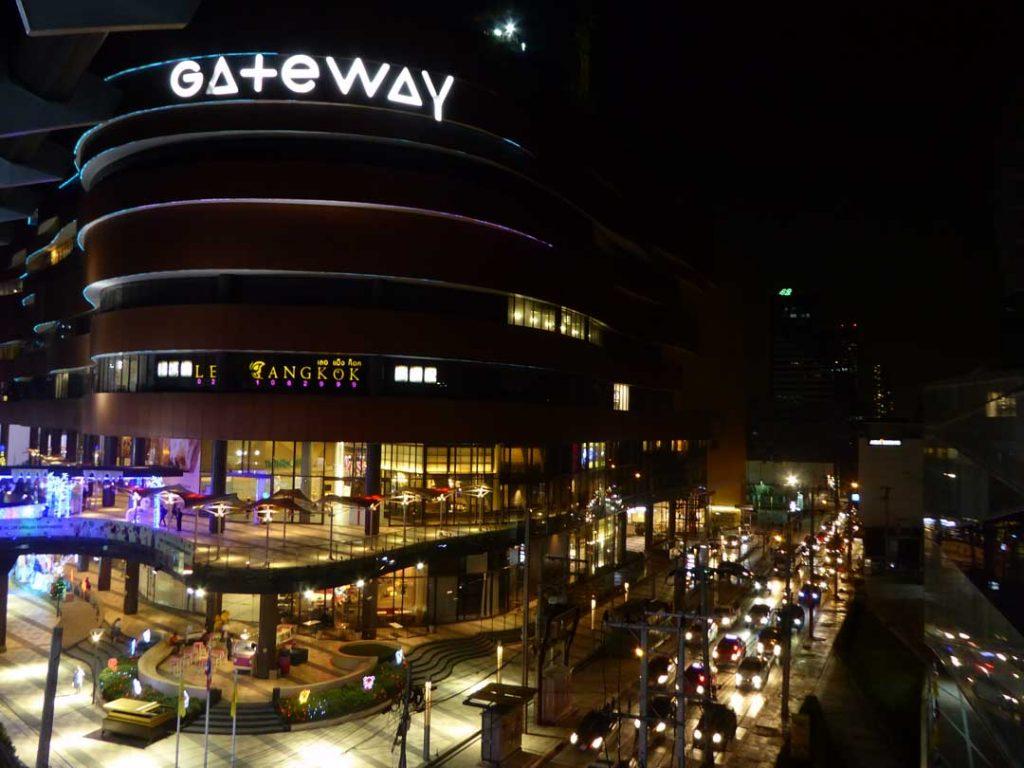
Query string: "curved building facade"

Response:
xmin=0 ymin=52 xmax=744 ymax=654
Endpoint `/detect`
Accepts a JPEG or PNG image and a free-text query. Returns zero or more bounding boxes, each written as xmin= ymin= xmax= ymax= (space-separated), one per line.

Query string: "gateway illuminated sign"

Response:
xmin=868 ymin=438 xmax=902 ymax=447
xmin=169 ymin=54 xmax=455 ymax=122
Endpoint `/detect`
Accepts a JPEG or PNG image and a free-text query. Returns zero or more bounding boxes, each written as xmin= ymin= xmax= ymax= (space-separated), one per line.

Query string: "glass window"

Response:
xmin=394 ymin=365 xmax=408 ymax=382
xmin=157 ymin=361 xmax=168 ymax=377
xmin=588 ymin=319 xmax=605 ymax=345
xmin=180 ymin=360 xmax=193 ymax=377
xmin=273 ymin=441 xmax=295 ymax=474
xmin=424 ymin=366 xmax=437 ymax=384
xmin=560 ymin=308 xmax=586 ymax=339
xmin=613 ymin=383 xmax=630 ymax=412
xmin=167 ymin=360 xmax=179 ymax=377
xmin=409 ymin=366 xmax=424 ymax=383
xmin=508 ymin=295 xmax=556 ymax=332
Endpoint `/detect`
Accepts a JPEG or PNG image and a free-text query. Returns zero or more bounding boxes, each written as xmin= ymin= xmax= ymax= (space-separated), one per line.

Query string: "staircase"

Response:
xmin=182 ymin=701 xmax=288 ymax=734
xmin=407 ymin=629 xmax=520 ymax=687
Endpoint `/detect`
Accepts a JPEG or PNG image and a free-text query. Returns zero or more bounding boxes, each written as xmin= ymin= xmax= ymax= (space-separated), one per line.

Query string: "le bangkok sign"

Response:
xmin=169 ymin=54 xmax=455 ymax=121
xmin=247 ymin=356 xmax=364 ymax=391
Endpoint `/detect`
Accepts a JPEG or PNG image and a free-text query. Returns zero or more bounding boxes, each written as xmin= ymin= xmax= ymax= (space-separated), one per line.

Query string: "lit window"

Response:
xmin=424 ymin=367 xmax=437 ymax=384
xmin=409 ymin=366 xmax=424 ymax=383
xmin=157 ymin=361 xmax=168 ymax=377
xmin=613 ymin=383 xmax=630 ymax=412
xmin=560 ymin=308 xmax=586 ymax=339
xmin=986 ymin=391 xmax=1017 ymax=418
xmin=180 ymin=360 xmax=193 ymax=377
xmin=115 ymin=358 xmax=124 ymax=371
xmin=394 ymin=365 xmax=408 ymax=382
xmin=167 ymin=360 xmax=179 ymax=377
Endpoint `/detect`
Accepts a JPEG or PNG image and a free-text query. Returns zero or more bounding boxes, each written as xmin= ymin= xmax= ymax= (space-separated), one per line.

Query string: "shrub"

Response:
xmin=277 ymin=660 xmax=405 ymax=723
xmin=98 ymin=659 xmax=138 ymax=701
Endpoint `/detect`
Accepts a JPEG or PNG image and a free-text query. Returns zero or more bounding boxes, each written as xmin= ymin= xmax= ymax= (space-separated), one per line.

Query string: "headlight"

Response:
xmin=799 ymin=590 xmax=806 ymax=599
xmin=735 ymin=673 xmax=743 ymax=685
xmin=744 ymin=615 xmax=752 ymax=624
xmin=774 ymin=644 xmax=782 ymax=657
xmin=655 ymin=722 xmax=666 ymax=733
xmin=712 ymin=650 xmax=718 ymax=658
xmin=634 ymin=718 xmax=641 ymax=729
xmin=757 ymin=642 xmax=764 ymax=654
xmin=795 ymin=618 xmax=803 ymax=626
xmin=685 ymin=631 xmax=693 ymax=641
xmin=696 ymin=684 xmax=705 ymax=694
xmin=721 ymin=617 xmax=732 ymax=626
xmin=591 ymin=736 xmax=603 ymax=750
xmin=657 ymin=674 xmax=668 ymax=685
xmin=753 ymin=675 xmax=762 ymax=689
xmin=570 ymin=733 xmax=579 ymax=745
xmin=712 ymin=732 xmax=723 ymax=744
xmin=693 ymin=728 xmax=703 ymax=741
xmin=754 ymin=581 xmax=762 ymax=589
xmin=760 ymin=617 xmax=768 ymax=625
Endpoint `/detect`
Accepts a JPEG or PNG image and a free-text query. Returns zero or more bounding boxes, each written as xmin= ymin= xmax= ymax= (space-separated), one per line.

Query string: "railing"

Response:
xmin=0 ymin=515 xmax=194 ymax=574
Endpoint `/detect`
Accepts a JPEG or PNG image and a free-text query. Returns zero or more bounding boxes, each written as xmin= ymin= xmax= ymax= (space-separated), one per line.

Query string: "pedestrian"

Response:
xmin=112 ymin=616 xmax=123 ymax=643
xmin=175 ymin=503 xmax=183 ymax=532
xmin=72 ymin=666 xmax=84 ymax=694
xmin=82 ymin=576 xmax=91 ymax=596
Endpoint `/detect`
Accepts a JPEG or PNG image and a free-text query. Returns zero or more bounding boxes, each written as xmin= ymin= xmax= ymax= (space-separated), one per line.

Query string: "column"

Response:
xmin=210 ymin=440 xmax=227 ymax=533
xmin=254 ymin=592 xmax=279 ymax=679
xmin=28 ymin=426 xmax=39 ymax=452
xmin=81 ymin=434 xmax=97 ymax=464
xmin=0 ymin=555 xmax=15 ymax=652
xmin=0 ymin=423 xmax=8 ymax=463
xmin=123 ymin=559 xmax=140 ymax=615
xmin=617 ymin=509 xmax=628 ymax=564
xmin=204 ymin=591 xmax=223 ymax=633
xmin=361 ymin=578 xmax=378 ymax=639
xmin=97 ymin=557 xmax=112 ymax=591
xmin=364 ymin=443 xmax=381 ymax=536
xmin=77 ymin=554 xmax=89 ymax=572
xmin=65 ymin=431 xmax=79 ymax=463
xmin=102 ymin=436 xmax=118 ymax=466
xmin=643 ymin=496 xmax=654 ymax=552
xmin=131 ymin=437 xmax=147 ymax=466
xmin=667 ymin=499 xmax=677 ymax=547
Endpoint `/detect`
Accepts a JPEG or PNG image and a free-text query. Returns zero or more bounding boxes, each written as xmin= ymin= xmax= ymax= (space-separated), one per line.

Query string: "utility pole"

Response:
xmin=521 ymin=510 xmax=531 ymax=730
xmin=675 ymin=615 xmax=687 ymax=768
xmin=807 ymin=488 xmax=815 ymax=641
xmin=638 ymin=623 xmax=649 ymax=767
xmin=781 ymin=511 xmax=793 ymax=727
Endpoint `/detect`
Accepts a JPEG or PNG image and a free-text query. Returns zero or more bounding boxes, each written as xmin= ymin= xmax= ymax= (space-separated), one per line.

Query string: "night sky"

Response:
xmin=93 ymin=1 xmax=1023 ymax=415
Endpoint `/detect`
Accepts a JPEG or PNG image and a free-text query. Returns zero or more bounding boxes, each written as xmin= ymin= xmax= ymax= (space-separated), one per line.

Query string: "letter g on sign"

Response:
xmin=170 ymin=60 xmax=203 ymax=98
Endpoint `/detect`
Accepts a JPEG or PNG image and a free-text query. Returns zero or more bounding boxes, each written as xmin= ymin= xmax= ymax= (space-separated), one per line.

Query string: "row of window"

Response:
xmin=507 ymin=296 xmax=605 ymax=345
xmin=394 ymin=365 xmax=439 ymax=384
xmin=157 ymin=359 xmax=196 ymax=378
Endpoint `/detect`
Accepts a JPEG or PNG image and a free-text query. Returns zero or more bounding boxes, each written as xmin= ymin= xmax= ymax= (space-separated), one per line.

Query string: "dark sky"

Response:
xmin=94 ymin=0 xmax=1023 ymax=415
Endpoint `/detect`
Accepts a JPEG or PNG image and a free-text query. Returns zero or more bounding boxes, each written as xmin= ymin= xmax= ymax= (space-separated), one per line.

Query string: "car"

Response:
xmin=693 ymin=702 xmax=738 ymax=752
xmin=970 ymin=676 xmax=1022 ymax=720
xmin=712 ymin=634 xmax=746 ymax=666
xmin=685 ymin=618 xmax=718 ymax=648
xmin=756 ymin=627 xmax=783 ymax=659
xmin=570 ymin=705 xmax=617 ymax=751
xmin=711 ymin=605 xmax=739 ymax=630
xmin=797 ymin=582 xmax=822 ymax=607
xmin=723 ymin=533 xmax=741 ymax=549
xmin=745 ymin=603 xmax=773 ymax=627
xmin=750 ymin=577 xmax=773 ymax=598
xmin=718 ymin=561 xmax=752 ymax=581
xmin=774 ymin=603 xmax=805 ymax=632
xmin=682 ymin=661 xmax=716 ymax=699
xmin=633 ymin=694 xmax=676 ymax=737
xmin=648 ymin=654 xmax=675 ymax=688
xmin=735 ymin=655 xmax=772 ymax=692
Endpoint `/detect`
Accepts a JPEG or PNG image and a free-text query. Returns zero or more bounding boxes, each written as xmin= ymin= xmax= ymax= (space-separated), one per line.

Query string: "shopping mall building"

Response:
xmin=0 ymin=47 xmax=744 ymax=672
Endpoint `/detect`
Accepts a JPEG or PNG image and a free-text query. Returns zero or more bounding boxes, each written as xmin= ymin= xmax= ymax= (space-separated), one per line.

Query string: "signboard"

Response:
xmin=246 ymin=356 xmax=363 ymax=391
xmin=168 ymin=54 xmax=455 ymax=122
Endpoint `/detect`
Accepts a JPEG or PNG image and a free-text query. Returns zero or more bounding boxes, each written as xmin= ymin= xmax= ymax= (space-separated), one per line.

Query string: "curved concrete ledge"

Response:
xmin=138 ymin=639 xmax=222 ymax=703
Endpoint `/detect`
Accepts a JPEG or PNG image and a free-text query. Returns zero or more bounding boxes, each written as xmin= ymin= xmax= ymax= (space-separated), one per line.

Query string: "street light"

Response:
xmin=785 ymin=474 xmax=799 ymax=488
xmin=256 ymin=506 xmax=275 ymax=566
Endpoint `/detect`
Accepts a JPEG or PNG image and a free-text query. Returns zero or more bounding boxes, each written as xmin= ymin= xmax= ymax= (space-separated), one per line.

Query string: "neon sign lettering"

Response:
xmin=248 ymin=357 xmax=363 ymax=389
xmin=170 ymin=54 xmax=455 ymax=122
